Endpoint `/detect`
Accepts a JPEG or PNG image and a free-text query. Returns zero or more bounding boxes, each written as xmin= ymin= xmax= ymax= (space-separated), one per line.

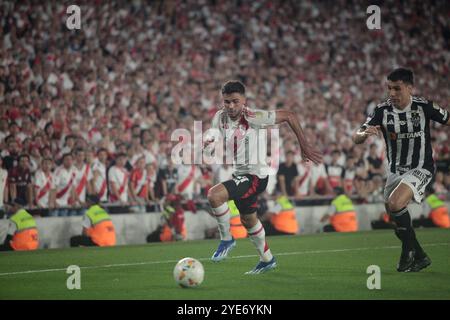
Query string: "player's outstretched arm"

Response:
xmin=275 ymin=110 xmax=323 ymax=164
xmin=352 ymin=125 xmax=380 ymax=144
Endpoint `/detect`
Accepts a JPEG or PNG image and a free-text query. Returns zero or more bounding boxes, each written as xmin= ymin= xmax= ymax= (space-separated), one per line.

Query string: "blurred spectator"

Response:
xmin=8 ymin=154 xmax=32 ymax=206
xmin=155 ymin=158 xmax=178 ymax=199
xmin=310 ymin=163 xmax=333 ymax=196
xmin=33 ymin=157 xmax=55 ymax=210
xmin=72 ymin=148 xmax=93 ymax=211
xmin=0 ymin=157 xmax=8 ymax=217
xmin=277 ymin=150 xmax=299 ymax=196
xmin=367 ymin=143 xmax=384 ymax=179
xmin=343 ymin=157 xmax=357 ymax=195
xmin=51 ymin=153 xmax=76 ymax=217
xmin=3 ymin=139 xmax=20 ymax=171
xmin=108 ymin=153 xmax=130 ymax=204
xmin=129 ymin=156 xmax=149 ymax=205
xmin=175 ymin=164 xmax=201 ymax=200
xmin=325 ymin=150 xmax=345 ymax=190
xmin=91 ymin=148 xmax=108 ymax=203
xmin=294 ymin=161 xmax=312 ymax=199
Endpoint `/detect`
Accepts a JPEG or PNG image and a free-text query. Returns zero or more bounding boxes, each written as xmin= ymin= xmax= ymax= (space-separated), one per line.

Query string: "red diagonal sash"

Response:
xmin=177 ymin=166 xmax=195 ymax=193
xmin=56 ymin=174 xmax=74 ymax=199
xmin=98 ymin=179 xmax=107 ymax=198
xmin=35 ymin=175 xmax=51 ymax=202
xmin=110 ymin=169 xmax=128 ymax=201
xmin=75 ymin=164 xmax=90 ymax=196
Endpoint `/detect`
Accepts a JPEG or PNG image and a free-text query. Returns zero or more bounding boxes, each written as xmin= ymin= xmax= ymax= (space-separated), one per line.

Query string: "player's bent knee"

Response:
xmin=207 ymin=185 xmax=227 ymax=207
xmin=387 ymin=197 xmax=406 ymax=213
xmin=240 ymin=214 xmax=258 ymax=229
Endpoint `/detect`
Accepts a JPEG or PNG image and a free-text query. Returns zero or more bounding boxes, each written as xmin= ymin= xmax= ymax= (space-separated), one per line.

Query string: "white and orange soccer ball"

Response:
xmin=173 ymin=257 xmax=204 ymax=288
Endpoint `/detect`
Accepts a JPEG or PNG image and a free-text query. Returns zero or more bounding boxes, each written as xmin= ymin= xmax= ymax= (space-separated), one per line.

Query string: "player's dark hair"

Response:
xmin=221 ymin=80 xmax=246 ymax=96
xmin=387 ymin=68 xmax=414 ymax=85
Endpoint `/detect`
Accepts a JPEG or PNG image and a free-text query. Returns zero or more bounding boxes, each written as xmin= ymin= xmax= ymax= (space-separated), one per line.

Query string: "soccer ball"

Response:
xmin=173 ymin=257 xmax=204 ymax=288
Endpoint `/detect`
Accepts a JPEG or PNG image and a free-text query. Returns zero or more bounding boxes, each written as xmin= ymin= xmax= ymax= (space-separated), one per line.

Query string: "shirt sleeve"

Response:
xmin=424 ymin=101 xmax=449 ymax=124
xmin=81 ymin=215 xmax=91 ymax=228
xmin=244 ymin=108 xmax=276 ymax=128
xmin=361 ymin=107 xmax=383 ymax=130
xmin=328 ymin=205 xmax=336 ymax=216
xmin=7 ymin=220 xmax=17 ymax=236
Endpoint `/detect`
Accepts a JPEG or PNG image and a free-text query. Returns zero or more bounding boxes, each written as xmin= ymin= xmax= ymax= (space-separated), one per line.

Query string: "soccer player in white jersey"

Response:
xmin=206 ymin=80 xmax=322 ymax=274
xmin=353 ymin=68 xmax=450 ymax=272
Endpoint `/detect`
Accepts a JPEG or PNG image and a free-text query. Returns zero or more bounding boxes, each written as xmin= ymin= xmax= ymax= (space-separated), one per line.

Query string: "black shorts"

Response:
xmin=222 ymin=174 xmax=268 ymax=215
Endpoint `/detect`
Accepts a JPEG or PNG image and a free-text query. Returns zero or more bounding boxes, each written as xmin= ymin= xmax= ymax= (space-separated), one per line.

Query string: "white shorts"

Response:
xmin=384 ymin=168 xmax=433 ymax=204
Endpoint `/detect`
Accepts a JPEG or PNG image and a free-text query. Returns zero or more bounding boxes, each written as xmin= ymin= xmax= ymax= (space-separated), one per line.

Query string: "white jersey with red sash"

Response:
xmin=92 ymin=159 xmax=107 ymax=202
xmin=296 ymin=162 xmax=312 ymax=196
xmin=53 ymin=166 xmax=75 ymax=207
xmin=344 ymin=169 xmax=356 ymax=194
xmin=108 ymin=166 xmax=129 ymax=203
xmin=176 ymin=165 xmax=200 ymax=200
xmin=130 ymin=168 xmax=148 ymax=199
xmin=34 ymin=169 xmax=54 ymax=208
xmin=73 ymin=163 xmax=93 ymax=204
xmin=326 ymin=164 xmax=344 ymax=189
xmin=209 ymin=107 xmax=276 ymax=178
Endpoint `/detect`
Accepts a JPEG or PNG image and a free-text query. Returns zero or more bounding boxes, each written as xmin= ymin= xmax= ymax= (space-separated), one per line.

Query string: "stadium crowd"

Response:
xmin=0 ymin=0 xmax=449 ymax=216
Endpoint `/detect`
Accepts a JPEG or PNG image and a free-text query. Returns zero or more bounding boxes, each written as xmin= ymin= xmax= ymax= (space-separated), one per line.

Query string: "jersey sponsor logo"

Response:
xmin=393 ymin=131 xmax=424 ymax=140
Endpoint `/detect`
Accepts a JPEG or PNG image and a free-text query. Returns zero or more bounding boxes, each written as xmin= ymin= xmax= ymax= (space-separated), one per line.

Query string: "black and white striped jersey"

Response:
xmin=361 ymin=96 xmax=449 ymax=175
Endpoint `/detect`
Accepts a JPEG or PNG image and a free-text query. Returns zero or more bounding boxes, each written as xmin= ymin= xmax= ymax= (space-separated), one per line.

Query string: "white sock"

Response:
xmin=212 ymin=202 xmax=232 ymax=241
xmin=247 ymin=220 xmax=273 ymax=262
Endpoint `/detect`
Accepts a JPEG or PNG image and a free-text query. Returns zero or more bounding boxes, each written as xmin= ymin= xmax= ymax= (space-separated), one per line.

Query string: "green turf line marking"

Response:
xmin=0 ymin=242 xmax=448 ymax=277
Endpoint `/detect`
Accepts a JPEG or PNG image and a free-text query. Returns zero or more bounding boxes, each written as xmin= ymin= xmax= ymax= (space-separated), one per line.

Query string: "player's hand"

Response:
xmin=301 ymin=145 xmax=323 ymax=165
xmin=364 ymin=125 xmax=381 ymax=137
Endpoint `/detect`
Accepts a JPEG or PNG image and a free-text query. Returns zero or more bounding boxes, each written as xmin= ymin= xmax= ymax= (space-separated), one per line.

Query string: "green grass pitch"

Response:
xmin=0 ymin=229 xmax=449 ymax=300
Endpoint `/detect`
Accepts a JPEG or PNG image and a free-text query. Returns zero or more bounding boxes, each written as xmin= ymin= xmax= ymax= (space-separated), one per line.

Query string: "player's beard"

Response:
xmin=228 ymin=109 xmax=242 ymax=121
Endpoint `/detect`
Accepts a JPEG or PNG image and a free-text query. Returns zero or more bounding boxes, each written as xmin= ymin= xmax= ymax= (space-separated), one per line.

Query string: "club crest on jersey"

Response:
xmin=411 ymin=113 xmax=421 ymax=127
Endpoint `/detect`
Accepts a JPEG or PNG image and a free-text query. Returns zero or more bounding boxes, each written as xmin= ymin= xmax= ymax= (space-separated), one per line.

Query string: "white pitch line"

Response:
xmin=0 ymin=242 xmax=448 ymax=277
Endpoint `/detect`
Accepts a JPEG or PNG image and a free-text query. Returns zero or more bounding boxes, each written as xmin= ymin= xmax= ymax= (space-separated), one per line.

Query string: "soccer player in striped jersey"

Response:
xmin=206 ymin=80 xmax=322 ymax=274
xmin=353 ymin=68 xmax=450 ymax=272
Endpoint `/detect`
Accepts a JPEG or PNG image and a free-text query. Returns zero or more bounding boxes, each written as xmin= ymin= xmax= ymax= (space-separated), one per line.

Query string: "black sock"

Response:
xmin=392 ymin=208 xmax=426 ymax=258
